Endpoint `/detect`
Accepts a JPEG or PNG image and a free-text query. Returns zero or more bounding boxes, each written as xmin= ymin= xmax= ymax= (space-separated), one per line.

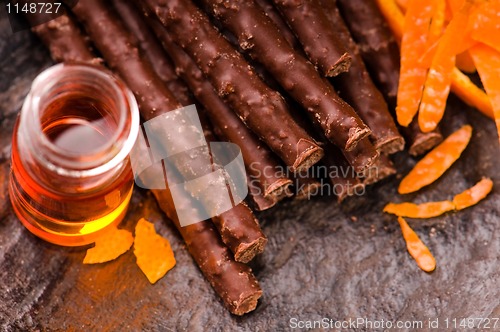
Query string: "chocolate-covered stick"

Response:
xmin=362 ymin=154 xmax=397 ymax=186
xmin=335 ymin=0 xmax=400 ymax=103
xmin=319 ymin=0 xmax=404 ymax=154
xmin=148 ymin=20 xmax=293 ymax=200
xmin=292 ymin=175 xmax=322 ymax=200
xmin=211 ymin=203 xmax=267 ymax=263
xmin=343 ymin=137 xmax=380 ymax=174
xmin=198 ymin=0 xmax=371 ymax=157
xmin=247 ymin=174 xmax=280 ymax=211
xmin=22 ymin=7 xmax=96 ymax=63
xmin=254 ymin=0 xmax=299 ymax=50
xmin=152 ymin=184 xmax=262 ymax=315
xmin=271 ymin=0 xmax=351 ymax=77
xmin=111 ymin=0 xmax=191 ymax=106
xmin=334 ymin=0 xmax=443 ymax=155
xmin=141 ymin=0 xmax=323 ymax=172
xmin=405 ymin=120 xmax=443 ymax=156
xmin=198 ymin=113 xmax=268 ymax=263
xmin=150 ymin=120 xmax=267 ymax=316
xmin=68 ymin=0 xmax=179 ymax=121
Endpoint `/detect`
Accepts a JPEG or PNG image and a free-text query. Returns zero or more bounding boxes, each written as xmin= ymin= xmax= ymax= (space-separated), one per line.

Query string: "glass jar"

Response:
xmin=9 ymin=63 xmax=139 ymax=246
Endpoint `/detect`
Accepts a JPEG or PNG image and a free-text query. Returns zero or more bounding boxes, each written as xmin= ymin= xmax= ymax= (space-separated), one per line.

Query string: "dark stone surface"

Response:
xmin=1 ymin=15 xmax=499 ymax=332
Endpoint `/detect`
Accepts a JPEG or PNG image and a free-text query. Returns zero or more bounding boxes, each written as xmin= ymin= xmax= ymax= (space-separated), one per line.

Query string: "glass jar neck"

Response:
xmin=16 ymin=63 xmax=139 ymax=190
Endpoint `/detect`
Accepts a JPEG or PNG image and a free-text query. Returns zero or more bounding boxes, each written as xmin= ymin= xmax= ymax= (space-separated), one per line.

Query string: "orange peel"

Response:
xmin=469 ymin=43 xmax=500 ymax=145
xmin=83 ymin=228 xmax=133 ymax=264
xmin=376 ymin=0 xmax=493 ymax=122
xmin=397 ymin=217 xmax=436 ymax=272
xmin=418 ymin=1 xmax=473 ymax=132
xmin=399 ymin=125 xmax=472 ymax=194
xmin=453 ymin=178 xmax=494 ymax=210
xmin=395 ymin=0 xmax=435 ymax=127
xmin=384 ymin=201 xmax=454 ymax=218
xmin=134 ymin=218 xmax=176 ymax=284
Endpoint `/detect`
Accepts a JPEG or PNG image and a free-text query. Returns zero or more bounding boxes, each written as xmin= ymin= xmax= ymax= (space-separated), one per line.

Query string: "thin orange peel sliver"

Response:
xmin=398 ymin=124 xmax=472 ymax=194
xmin=384 ymin=201 xmax=454 ymax=218
xmin=386 ymin=177 xmax=493 ymax=218
xmin=397 ymin=217 xmax=436 ymax=272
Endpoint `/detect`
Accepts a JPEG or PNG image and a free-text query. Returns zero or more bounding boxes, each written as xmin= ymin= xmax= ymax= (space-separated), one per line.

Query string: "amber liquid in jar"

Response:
xmin=9 ymin=64 xmax=139 ymax=246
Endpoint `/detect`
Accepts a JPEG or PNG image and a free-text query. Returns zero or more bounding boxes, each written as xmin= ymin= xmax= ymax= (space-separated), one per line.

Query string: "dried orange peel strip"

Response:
xmin=418 ymin=1 xmax=474 ymax=133
xmin=395 ymin=0 xmax=435 ymax=127
xmin=399 ymin=125 xmax=472 ymax=194
xmin=134 ymin=218 xmax=176 ymax=284
xmin=376 ymin=0 xmax=493 ymax=121
xmin=450 ymin=68 xmax=493 ymax=118
xmin=397 ymin=217 xmax=436 ymax=272
xmin=453 ymin=178 xmax=493 ymax=210
xmin=469 ymin=1 xmax=500 ymax=53
xmin=384 ymin=201 xmax=454 ymax=218
xmin=375 ymin=0 xmax=405 ymax=40
xmin=83 ymin=228 xmax=134 ymax=264
xmin=386 ymin=177 xmax=493 ymax=217
xmin=469 ymin=44 xmax=500 ymax=144
xmin=428 ymin=0 xmax=447 ymax=43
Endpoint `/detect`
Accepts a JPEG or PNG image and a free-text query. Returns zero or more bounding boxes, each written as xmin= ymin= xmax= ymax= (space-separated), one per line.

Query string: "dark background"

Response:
xmin=1 ymin=11 xmax=499 ymax=332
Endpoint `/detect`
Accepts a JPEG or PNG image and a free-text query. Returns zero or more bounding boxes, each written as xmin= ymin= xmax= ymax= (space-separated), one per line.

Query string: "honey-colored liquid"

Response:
xmin=9 ymin=97 xmax=135 ymax=246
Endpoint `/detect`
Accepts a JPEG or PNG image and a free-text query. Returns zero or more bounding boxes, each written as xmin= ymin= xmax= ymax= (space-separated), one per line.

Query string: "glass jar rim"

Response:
xmin=20 ymin=63 xmax=140 ymax=177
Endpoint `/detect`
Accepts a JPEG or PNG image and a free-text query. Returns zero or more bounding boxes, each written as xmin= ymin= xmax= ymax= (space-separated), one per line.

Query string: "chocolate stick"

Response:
xmin=292 ymin=174 xmax=322 ymax=200
xmin=152 ymin=184 xmax=262 ymax=315
xmin=141 ymin=0 xmax=323 ymax=172
xmin=110 ymin=0 xmax=191 ymax=106
xmin=319 ymin=0 xmax=404 ymax=155
xmin=335 ymin=0 xmax=443 ymax=155
xmin=271 ymin=0 xmax=351 ymax=77
xmin=254 ymin=0 xmax=300 ymax=50
xmin=68 ymin=0 xmax=179 ymax=121
xmin=362 ymin=154 xmax=397 ymax=186
xmin=148 ymin=19 xmax=293 ymax=201
xmin=198 ymin=0 xmax=372 ymax=159
xmin=335 ymin=0 xmax=400 ymax=103
xmin=30 ymin=5 xmax=263 ymax=315
xmin=198 ymin=113 xmax=268 ymax=263
xmin=211 ymin=202 xmax=267 ymax=263
xmin=22 ymin=7 xmax=96 ymax=63
xmin=342 ymin=137 xmax=380 ymax=174
xmin=405 ymin=120 xmax=442 ymax=156
xmin=112 ymin=0 xmax=281 ymax=210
